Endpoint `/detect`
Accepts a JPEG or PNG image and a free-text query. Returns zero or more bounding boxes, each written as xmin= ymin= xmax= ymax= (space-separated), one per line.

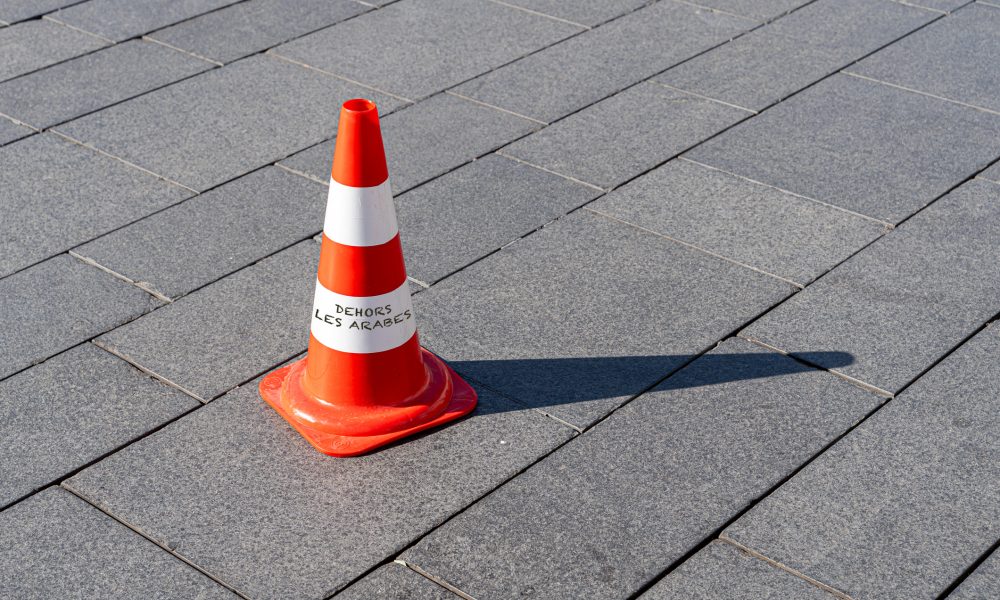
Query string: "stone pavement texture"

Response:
xmin=2 ymin=1 xmax=999 ymax=599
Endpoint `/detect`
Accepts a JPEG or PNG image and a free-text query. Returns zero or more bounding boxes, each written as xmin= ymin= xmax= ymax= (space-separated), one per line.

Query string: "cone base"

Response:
xmin=259 ymin=349 xmax=477 ymax=457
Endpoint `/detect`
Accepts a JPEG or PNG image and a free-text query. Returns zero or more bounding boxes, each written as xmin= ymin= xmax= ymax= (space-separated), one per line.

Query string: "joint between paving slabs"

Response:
xmin=839 ymin=70 xmax=1000 ymax=118
xmin=485 ymin=0 xmax=591 ymax=30
xmin=141 ymin=35 xmax=224 ymax=66
xmin=69 ymin=250 xmax=173 ymax=303
xmin=397 ymin=559 xmax=478 ymax=600
xmin=717 ymin=536 xmax=855 ymax=600
xmin=40 ymin=14 xmax=116 ymax=44
xmin=650 ymin=80 xmax=759 ymax=115
xmin=90 ymin=339 xmax=208 ymax=403
xmin=265 ymin=51 xmax=415 ymax=104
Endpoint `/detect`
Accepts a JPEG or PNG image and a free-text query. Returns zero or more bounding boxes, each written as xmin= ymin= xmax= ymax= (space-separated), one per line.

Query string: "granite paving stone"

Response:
xmin=413 ymin=210 xmax=793 ymax=428
xmin=0 ymin=255 xmax=161 ymax=380
xmin=687 ymin=74 xmax=1000 ymax=223
xmin=148 ymin=0 xmax=368 ymax=64
xmin=397 ymin=154 xmax=600 ymax=284
xmin=64 ymin=382 xmax=574 ymax=599
xmin=0 ymin=344 xmax=196 ymax=509
xmin=590 ymin=159 xmax=888 ymax=285
xmin=951 ymin=548 xmax=1000 ymax=599
xmin=0 ymin=19 xmax=106 ymax=83
xmin=657 ymin=0 xmax=935 ymax=112
xmin=690 ymin=0 xmax=811 ymax=19
xmin=401 ymin=338 xmax=882 ymax=599
xmin=0 ymin=0 xmax=81 ymax=24
xmin=0 ymin=133 xmax=192 ymax=278
xmin=849 ymin=3 xmax=1000 ymax=114
xmin=724 ymin=324 xmax=1000 ymax=599
xmin=75 ymin=167 xmax=326 ymax=300
xmin=95 ymin=239 xmax=319 ymax=401
xmin=499 ymin=0 xmax=651 ymax=27
xmin=55 ymin=54 xmax=402 ymax=191
xmin=981 ymin=161 xmax=1000 ymax=184
xmin=272 ymin=0 xmax=582 ymax=101
xmin=0 ymin=116 xmax=31 ymax=145
xmin=279 ymin=92 xmax=538 ymax=192
xmin=49 ymin=0 xmax=242 ymax=42
xmin=502 ymin=81 xmax=750 ymax=189
xmin=741 ymin=179 xmax=1000 ymax=395
xmin=641 ymin=541 xmax=836 ymax=599
xmin=452 ymin=1 xmax=755 ymax=123
xmin=0 ymin=39 xmax=213 ymax=130
xmin=0 ymin=487 xmax=234 ymax=599
xmin=335 ymin=564 xmax=456 ymax=599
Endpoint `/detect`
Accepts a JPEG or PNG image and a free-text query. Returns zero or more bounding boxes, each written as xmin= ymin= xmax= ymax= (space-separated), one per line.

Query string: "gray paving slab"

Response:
xmin=75 ymin=167 xmax=326 ymax=300
xmin=64 ymin=381 xmax=574 ymax=599
xmin=690 ymin=0 xmax=810 ymax=19
xmin=55 ymin=54 xmax=402 ymax=191
xmin=0 ymin=487 xmax=234 ymax=599
xmin=0 ymin=133 xmax=192 ymax=278
xmin=335 ymin=564 xmax=456 ymax=599
xmin=95 ymin=239 xmax=319 ymax=401
xmin=502 ymin=81 xmax=750 ymax=189
xmin=401 ymin=338 xmax=882 ymax=599
xmin=849 ymin=3 xmax=1000 ymax=114
xmin=0 ymin=19 xmax=106 ymax=83
xmin=741 ymin=179 xmax=1000 ymax=395
xmin=981 ymin=161 xmax=1000 ymax=184
xmin=500 ymin=0 xmax=651 ymax=26
xmin=951 ymin=548 xmax=1000 ymax=599
xmin=279 ymin=92 xmax=538 ymax=192
xmin=452 ymin=1 xmax=754 ymax=123
xmin=641 ymin=541 xmax=836 ymax=599
xmin=148 ymin=0 xmax=368 ymax=64
xmin=590 ymin=159 xmax=888 ymax=285
xmin=0 ymin=344 xmax=196 ymax=509
xmin=49 ymin=0 xmax=241 ymax=42
xmin=413 ymin=210 xmax=793 ymax=429
xmin=272 ymin=0 xmax=582 ymax=100
xmin=0 ymin=255 xmax=160 ymax=380
xmin=0 ymin=39 xmax=213 ymax=130
xmin=397 ymin=154 xmax=600 ymax=284
xmin=724 ymin=324 xmax=1000 ymax=599
xmin=0 ymin=115 xmax=31 ymax=145
xmin=0 ymin=0 xmax=80 ymax=23
xmin=687 ymin=74 xmax=1000 ymax=223
xmin=657 ymin=0 xmax=935 ymax=112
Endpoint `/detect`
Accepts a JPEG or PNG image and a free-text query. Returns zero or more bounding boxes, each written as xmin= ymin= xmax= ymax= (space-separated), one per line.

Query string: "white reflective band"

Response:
xmin=310 ymin=279 xmax=416 ymax=354
xmin=323 ymin=178 xmax=398 ymax=247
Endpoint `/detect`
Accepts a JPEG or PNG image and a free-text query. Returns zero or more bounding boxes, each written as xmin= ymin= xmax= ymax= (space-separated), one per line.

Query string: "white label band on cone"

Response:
xmin=324 ymin=178 xmax=398 ymax=247
xmin=310 ymin=279 xmax=416 ymax=354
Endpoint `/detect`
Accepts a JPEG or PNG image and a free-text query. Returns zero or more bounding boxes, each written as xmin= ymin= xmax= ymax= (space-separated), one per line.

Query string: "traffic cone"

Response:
xmin=259 ymin=98 xmax=477 ymax=457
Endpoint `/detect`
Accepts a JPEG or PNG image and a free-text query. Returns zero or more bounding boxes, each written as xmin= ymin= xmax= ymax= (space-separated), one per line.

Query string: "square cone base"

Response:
xmin=259 ymin=354 xmax=477 ymax=457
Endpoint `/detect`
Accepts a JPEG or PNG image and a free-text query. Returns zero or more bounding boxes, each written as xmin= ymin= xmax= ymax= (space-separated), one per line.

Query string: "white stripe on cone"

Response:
xmin=323 ymin=178 xmax=398 ymax=247
xmin=310 ymin=279 xmax=415 ymax=354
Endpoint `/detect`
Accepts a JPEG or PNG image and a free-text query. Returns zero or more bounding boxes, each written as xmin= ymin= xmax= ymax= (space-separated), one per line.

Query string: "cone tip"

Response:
xmin=332 ymin=98 xmax=388 ymax=188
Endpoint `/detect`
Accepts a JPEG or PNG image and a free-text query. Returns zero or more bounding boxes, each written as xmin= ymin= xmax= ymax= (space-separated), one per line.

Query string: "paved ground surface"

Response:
xmin=1 ymin=0 xmax=999 ymax=598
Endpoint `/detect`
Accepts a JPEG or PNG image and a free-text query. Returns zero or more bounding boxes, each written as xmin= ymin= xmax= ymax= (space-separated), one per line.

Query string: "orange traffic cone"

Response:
xmin=259 ymin=98 xmax=477 ymax=456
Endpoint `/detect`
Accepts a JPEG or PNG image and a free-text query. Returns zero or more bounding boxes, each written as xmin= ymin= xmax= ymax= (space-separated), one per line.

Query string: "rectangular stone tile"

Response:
xmin=148 ymin=0 xmax=367 ymax=64
xmin=95 ymin=239 xmax=319 ymax=401
xmin=500 ymin=0 xmax=651 ymax=26
xmin=690 ymin=0 xmax=810 ymax=19
xmin=951 ymin=547 xmax=1000 ymax=599
xmin=49 ymin=0 xmax=241 ymax=42
xmin=278 ymin=92 xmax=538 ymax=193
xmin=452 ymin=1 xmax=754 ymax=123
xmin=0 ymin=344 xmax=196 ymax=509
xmin=849 ymin=3 xmax=1000 ymax=114
xmin=688 ymin=74 xmax=1000 ymax=223
xmin=273 ymin=0 xmax=582 ymax=100
xmin=401 ymin=338 xmax=882 ymax=599
xmin=741 ymin=179 xmax=1000 ymax=395
xmin=336 ymin=564 xmax=456 ymax=599
xmin=0 ymin=39 xmax=213 ymax=130
xmin=657 ymin=0 xmax=935 ymax=112
xmin=397 ymin=154 xmax=601 ymax=284
xmin=0 ymin=133 xmax=191 ymax=278
xmin=590 ymin=159 xmax=888 ymax=285
xmin=0 ymin=115 xmax=31 ymax=145
xmin=724 ymin=324 xmax=1000 ymax=599
xmin=0 ymin=19 xmax=106 ymax=83
xmin=0 ymin=0 xmax=81 ymax=23
xmin=0 ymin=488 xmax=234 ymax=599
xmin=64 ymin=382 xmax=574 ymax=599
xmin=75 ymin=167 xmax=326 ymax=300
xmin=413 ymin=210 xmax=793 ymax=429
xmin=641 ymin=541 xmax=836 ymax=599
xmin=55 ymin=55 xmax=403 ymax=191
xmin=0 ymin=255 xmax=160 ymax=380
xmin=502 ymin=81 xmax=750 ymax=189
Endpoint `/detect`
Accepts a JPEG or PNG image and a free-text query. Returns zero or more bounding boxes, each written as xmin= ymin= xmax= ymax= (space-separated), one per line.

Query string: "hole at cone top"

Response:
xmin=342 ymin=98 xmax=376 ymax=113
